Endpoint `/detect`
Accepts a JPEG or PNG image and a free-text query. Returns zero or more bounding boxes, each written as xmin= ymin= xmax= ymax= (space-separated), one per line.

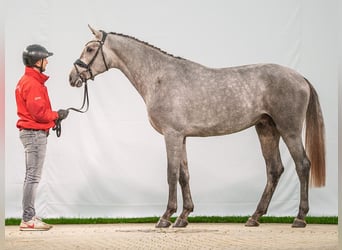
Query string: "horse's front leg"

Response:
xmin=173 ymin=137 xmax=194 ymax=227
xmin=156 ymin=132 xmax=184 ymax=228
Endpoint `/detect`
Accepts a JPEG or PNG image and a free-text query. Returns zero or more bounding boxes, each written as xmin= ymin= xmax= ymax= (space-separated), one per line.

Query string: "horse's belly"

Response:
xmin=148 ymin=97 xmax=264 ymax=136
xmin=178 ymin=95 xmax=262 ymax=136
xmin=184 ymin=113 xmax=261 ymax=137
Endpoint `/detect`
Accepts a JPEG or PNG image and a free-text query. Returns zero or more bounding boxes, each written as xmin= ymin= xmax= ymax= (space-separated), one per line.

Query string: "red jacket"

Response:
xmin=15 ymin=67 xmax=58 ymax=131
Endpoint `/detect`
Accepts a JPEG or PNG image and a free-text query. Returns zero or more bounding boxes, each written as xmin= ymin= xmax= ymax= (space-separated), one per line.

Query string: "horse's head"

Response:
xmin=69 ymin=25 xmax=110 ymax=87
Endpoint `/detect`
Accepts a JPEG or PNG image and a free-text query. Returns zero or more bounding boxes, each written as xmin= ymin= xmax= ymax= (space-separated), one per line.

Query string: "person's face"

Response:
xmin=35 ymin=57 xmax=48 ymax=72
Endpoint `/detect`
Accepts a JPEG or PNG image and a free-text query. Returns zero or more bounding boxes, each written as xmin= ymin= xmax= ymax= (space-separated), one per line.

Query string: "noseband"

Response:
xmin=74 ymin=30 xmax=109 ymax=82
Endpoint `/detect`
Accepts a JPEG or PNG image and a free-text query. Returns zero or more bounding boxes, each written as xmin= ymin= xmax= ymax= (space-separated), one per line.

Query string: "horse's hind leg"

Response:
xmin=173 ymin=137 xmax=194 ymax=227
xmin=281 ymin=134 xmax=310 ymax=228
xmin=246 ymin=116 xmax=284 ymax=227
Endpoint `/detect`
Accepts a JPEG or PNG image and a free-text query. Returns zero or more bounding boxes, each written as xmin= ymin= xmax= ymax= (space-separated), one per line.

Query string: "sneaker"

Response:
xmin=19 ymin=216 xmax=53 ymax=231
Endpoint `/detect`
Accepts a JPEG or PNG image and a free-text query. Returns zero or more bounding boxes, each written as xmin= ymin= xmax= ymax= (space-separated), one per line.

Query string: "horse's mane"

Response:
xmin=108 ymin=32 xmax=185 ymax=61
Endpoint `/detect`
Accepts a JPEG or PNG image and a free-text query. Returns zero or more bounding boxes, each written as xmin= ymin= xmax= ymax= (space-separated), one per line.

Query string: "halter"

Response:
xmin=53 ymin=31 xmax=109 ymax=137
xmin=73 ymin=30 xmax=109 ymax=82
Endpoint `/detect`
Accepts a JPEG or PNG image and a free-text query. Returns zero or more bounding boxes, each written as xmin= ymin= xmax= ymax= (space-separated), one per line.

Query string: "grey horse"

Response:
xmin=69 ymin=26 xmax=325 ymax=228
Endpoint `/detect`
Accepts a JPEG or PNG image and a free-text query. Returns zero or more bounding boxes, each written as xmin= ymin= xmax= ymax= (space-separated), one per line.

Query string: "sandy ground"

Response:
xmin=5 ymin=223 xmax=338 ymax=250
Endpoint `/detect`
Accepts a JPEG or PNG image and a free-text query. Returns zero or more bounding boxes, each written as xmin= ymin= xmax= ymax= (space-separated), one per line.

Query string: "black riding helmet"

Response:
xmin=22 ymin=44 xmax=53 ymax=72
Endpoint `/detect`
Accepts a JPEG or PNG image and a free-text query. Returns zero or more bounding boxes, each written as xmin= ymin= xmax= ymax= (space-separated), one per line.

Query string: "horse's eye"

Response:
xmin=86 ymin=47 xmax=93 ymax=53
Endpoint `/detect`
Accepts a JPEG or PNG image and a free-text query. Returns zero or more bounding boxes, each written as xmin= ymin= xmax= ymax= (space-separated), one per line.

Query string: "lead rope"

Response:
xmin=53 ymin=82 xmax=89 ymax=137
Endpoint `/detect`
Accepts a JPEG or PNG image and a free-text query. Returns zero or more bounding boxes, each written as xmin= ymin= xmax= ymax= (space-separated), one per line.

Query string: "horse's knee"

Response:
xmin=179 ymin=172 xmax=189 ymax=187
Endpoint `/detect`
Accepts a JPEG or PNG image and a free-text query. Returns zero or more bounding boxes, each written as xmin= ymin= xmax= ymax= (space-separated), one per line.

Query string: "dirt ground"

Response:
xmin=5 ymin=223 xmax=338 ymax=250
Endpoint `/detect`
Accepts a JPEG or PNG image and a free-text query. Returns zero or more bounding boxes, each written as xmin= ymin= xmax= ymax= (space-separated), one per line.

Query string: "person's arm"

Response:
xmin=25 ymin=84 xmax=58 ymax=123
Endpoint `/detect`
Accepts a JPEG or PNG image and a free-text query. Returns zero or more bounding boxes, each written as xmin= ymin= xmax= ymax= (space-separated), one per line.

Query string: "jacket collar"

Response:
xmin=25 ymin=66 xmax=49 ymax=84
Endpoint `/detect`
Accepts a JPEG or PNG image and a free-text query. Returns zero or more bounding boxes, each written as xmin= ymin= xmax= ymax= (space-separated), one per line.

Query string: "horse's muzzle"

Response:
xmin=69 ymin=72 xmax=84 ymax=88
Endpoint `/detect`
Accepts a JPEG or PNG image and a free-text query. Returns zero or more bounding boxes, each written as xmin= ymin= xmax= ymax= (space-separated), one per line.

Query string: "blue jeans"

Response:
xmin=19 ymin=130 xmax=47 ymax=222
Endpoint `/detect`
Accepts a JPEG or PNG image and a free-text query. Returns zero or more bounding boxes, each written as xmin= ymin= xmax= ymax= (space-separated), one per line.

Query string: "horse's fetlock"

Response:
xmin=183 ymin=203 xmax=194 ymax=212
xmin=167 ymin=206 xmax=177 ymax=214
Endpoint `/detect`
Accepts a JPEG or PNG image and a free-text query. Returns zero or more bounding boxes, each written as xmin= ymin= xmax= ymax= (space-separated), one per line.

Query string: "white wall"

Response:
xmin=338 ymin=0 xmax=342 ymax=243
xmin=1 ymin=1 xmax=5 ymax=245
xmin=5 ymin=0 xmax=338 ymax=218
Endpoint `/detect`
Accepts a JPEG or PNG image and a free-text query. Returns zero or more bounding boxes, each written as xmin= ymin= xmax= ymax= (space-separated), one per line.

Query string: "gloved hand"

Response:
xmin=57 ymin=109 xmax=69 ymax=120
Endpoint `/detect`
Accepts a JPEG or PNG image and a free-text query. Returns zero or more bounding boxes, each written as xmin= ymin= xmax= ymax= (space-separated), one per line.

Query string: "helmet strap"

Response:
xmin=40 ymin=59 xmax=44 ymax=72
xmin=33 ymin=59 xmax=45 ymax=73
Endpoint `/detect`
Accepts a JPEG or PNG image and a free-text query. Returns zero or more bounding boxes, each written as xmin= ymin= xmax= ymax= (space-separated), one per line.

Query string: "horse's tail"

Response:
xmin=305 ymin=78 xmax=326 ymax=187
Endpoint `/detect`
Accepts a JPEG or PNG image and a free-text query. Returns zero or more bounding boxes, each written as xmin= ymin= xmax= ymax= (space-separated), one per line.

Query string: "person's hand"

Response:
xmin=57 ymin=109 xmax=69 ymax=120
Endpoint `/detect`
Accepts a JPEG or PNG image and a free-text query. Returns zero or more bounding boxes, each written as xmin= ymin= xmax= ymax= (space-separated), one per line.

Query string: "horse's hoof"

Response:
xmin=155 ymin=218 xmax=172 ymax=228
xmin=292 ymin=218 xmax=307 ymax=228
xmin=173 ymin=218 xmax=188 ymax=228
xmin=245 ymin=217 xmax=260 ymax=227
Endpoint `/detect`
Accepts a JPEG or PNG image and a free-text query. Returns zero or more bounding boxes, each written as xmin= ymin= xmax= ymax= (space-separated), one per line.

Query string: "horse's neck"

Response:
xmin=108 ymin=34 xmax=172 ymax=102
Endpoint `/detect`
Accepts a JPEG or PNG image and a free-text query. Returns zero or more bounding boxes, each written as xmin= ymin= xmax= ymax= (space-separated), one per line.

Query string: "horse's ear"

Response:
xmin=88 ymin=24 xmax=102 ymax=39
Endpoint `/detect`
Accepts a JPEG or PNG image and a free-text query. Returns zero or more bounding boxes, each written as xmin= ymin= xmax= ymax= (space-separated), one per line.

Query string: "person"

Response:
xmin=15 ymin=44 xmax=69 ymax=231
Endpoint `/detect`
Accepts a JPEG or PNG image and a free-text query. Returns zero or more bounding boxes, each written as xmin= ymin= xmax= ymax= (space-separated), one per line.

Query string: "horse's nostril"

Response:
xmin=69 ymin=75 xmax=76 ymax=86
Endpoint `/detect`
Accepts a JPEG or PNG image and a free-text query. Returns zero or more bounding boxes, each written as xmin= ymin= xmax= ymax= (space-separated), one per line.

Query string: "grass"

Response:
xmin=5 ymin=216 xmax=338 ymax=226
